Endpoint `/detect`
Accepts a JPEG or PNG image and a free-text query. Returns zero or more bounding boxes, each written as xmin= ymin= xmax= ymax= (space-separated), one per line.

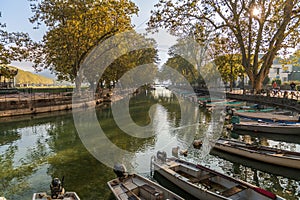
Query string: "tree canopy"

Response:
xmin=29 ymin=0 xmax=139 ymax=90
xmin=149 ymin=0 xmax=300 ymax=92
xmin=0 ymin=12 xmax=33 ymax=66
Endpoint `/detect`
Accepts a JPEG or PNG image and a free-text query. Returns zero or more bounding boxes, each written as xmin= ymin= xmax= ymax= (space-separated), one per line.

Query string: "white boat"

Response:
xmin=234 ymin=112 xmax=299 ymax=123
xmin=213 ymin=138 xmax=300 ymax=169
xmin=233 ymin=121 xmax=300 ymax=135
xmin=108 ymin=164 xmax=183 ymax=200
xmin=33 ymin=178 xmax=80 ymax=200
xmin=152 ymin=152 xmax=285 ymax=200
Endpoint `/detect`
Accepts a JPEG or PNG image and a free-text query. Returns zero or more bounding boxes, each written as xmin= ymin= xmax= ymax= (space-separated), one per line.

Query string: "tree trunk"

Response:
xmin=250 ymin=74 xmax=264 ymax=94
xmin=230 ymin=64 xmax=233 ymax=92
xmin=74 ymin=68 xmax=83 ymax=95
xmin=75 ymin=77 xmax=82 ymax=95
xmin=89 ymin=81 xmax=95 ymax=91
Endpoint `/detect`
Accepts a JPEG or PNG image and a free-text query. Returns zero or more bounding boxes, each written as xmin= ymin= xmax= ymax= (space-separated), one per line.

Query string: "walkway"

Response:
xmin=230 ymin=88 xmax=300 ymax=100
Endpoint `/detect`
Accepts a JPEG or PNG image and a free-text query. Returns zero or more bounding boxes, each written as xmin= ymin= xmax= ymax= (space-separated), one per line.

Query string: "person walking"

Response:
xmin=272 ymin=81 xmax=278 ymax=96
xmin=290 ymin=82 xmax=296 ymax=90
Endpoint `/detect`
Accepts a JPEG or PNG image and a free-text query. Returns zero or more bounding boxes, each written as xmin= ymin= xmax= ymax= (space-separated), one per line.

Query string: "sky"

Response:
xmin=0 ymin=0 xmax=176 ymax=77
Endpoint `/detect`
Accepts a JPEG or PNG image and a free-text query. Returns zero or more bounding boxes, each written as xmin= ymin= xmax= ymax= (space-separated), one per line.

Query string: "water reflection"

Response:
xmin=0 ymin=88 xmax=299 ymax=199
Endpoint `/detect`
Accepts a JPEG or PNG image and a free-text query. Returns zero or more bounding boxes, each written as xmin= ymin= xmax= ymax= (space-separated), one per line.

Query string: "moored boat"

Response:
xmin=205 ymin=101 xmax=246 ymax=109
xmin=107 ymin=164 xmax=183 ymax=200
xmin=32 ymin=177 xmax=80 ymax=200
xmin=233 ymin=120 xmax=300 ymax=135
xmin=234 ymin=112 xmax=299 ymax=123
xmin=209 ymin=148 xmax=300 ymax=181
xmin=152 ymin=151 xmax=284 ymax=200
xmin=213 ymin=138 xmax=300 ymax=169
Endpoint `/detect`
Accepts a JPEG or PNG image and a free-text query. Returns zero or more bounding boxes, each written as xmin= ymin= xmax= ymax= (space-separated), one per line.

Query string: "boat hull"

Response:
xmin=233 ymin=122 xmax=300 ymax=135
xmin=107 ymin=174 xmax=183 ymax=200
xmin=153 ymin=162 xmax=230 ymax=200
xmin=152 ymin=157 xmax=284 ymax=200
xmin=214 ymin=139 xmax=300 ymax=169
xmin=32 ymin=192 xmax=80 ymax=200
xmin=234 ymin=112 xmax=299 ymax=123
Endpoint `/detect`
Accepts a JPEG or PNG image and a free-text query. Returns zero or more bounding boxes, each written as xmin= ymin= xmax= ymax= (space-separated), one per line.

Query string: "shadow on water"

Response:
xmin=211 ymin=149 xmax=300 ymax=181
xmin=232 ymin=130 xmax=300 ymax=144
xmin=0 ymin=108 xmax=117 ymax=199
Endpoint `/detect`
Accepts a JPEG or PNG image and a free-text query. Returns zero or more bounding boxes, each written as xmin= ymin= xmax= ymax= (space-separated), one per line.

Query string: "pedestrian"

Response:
xmin=290 ymin=82 xmax=296 ymax=90
xmin=272 ymin=81 xmax=278 ymax=96
xmin=272 ymin=81 xmax=277 ymax=89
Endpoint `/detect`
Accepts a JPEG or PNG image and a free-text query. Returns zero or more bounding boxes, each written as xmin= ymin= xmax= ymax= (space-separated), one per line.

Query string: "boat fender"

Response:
xmin=157 ymin=151 xmax=167 ymax=162
xmin=172 ymin=146 xmax=179 ymax=157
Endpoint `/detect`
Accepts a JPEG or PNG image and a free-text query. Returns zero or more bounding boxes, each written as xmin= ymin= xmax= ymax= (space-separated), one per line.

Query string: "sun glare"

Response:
xmin=252 ymin=7 xmax=261 ymax=17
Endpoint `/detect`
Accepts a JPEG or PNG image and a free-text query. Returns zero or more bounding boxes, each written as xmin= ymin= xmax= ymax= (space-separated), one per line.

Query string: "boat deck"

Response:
xmin=235 ymin=112 xmax=299 ymax=122
xmin=108 ymin=174 xmax=183 ymax=200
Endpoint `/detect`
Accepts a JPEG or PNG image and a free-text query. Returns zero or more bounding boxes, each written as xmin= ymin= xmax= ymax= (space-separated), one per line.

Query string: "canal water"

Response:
xmin=0 ymin=88 xmax=299 ymax=200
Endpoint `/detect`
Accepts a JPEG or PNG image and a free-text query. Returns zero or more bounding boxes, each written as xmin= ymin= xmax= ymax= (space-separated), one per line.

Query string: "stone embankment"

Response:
xmin=0 ymin=91 xmax=110 ymax=118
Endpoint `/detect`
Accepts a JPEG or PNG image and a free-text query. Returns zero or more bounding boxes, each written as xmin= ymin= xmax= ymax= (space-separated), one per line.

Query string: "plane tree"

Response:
xmin=213 ymin=37 xmax=244 ymax=91
xmin=81 ymin=31 xmax=159 ymax=91
xmin=148 ymin=0 xmax=300 ymax=93
xmin=29 ymin=0 xmax=138 ymax=91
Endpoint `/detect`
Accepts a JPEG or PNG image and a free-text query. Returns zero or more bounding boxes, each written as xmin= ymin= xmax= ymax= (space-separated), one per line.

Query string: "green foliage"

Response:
xmin=263 ymin=76 xmax=270 ymax=86
xmin=0 ymin=12 xmax=33 ymax=65
xmin=272 ymin=79 xmax=281 ymax=86
xmin=159 ymin=36 xmax=212 ymax=85
xmin=214 ymin=54 xmax=244 ymax=84
xmin=81 ymin=31 xmax=159 ymax=89
xmin=29 ymin=0 xmax=139 ymax=90
xmin=149 ymin=0 xmax=300 ymax=91
xmin=0 ymin=66 xmax=18 ymax=79
xmin=164 ymin=55 xmax=197 ymax=84
xmin=278 ymin=49 xmax=300 ymax=67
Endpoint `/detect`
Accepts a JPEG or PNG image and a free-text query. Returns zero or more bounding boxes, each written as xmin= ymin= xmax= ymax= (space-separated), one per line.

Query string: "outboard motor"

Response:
xmin=157 ymin=151 xmax=167 ymax=163
xmin=50 ymin=177 xmax=64 ymax=199
xmin=113 ymin=163 xmax=127 ymax=179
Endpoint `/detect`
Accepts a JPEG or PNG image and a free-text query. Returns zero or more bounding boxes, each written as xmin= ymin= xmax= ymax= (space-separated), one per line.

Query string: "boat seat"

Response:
xmin=188 ymin=173 xmax=216 ymax=184
xmin=221 ymin=185 xmax=247 ymax=197
xmin=189 ymin=177 xmax=200 ymax=183
xmin=140 ymin=184 xmax=160 ymax=195
xmin=119 ymin=193 xmax=130 ymax=200
xmin=140 ymin=184 xmax=162 ymax=199
xmin=119 ymin=193 xmax=140 ymax=200
xmin=198 ymin=173 xmax=216 ymax=182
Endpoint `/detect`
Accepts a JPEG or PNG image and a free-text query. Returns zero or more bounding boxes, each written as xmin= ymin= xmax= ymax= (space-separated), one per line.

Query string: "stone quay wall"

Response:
xmin=0 ymin=92 xmax=106 ymax=117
